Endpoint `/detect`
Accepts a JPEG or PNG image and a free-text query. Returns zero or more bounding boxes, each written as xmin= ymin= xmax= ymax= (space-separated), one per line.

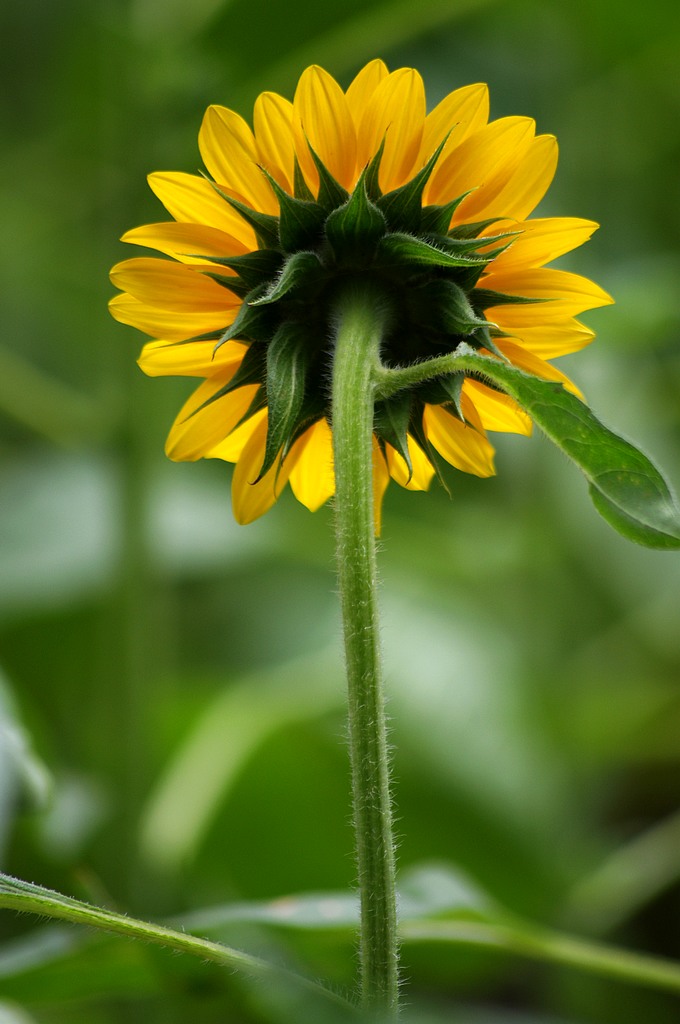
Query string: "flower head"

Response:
xmin=110 ymin=61 xmax=612 ymax=524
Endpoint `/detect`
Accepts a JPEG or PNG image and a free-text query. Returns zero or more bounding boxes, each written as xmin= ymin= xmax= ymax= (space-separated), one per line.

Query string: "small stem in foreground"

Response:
xmin=332 ymin=284 xmax=399 ymax=1018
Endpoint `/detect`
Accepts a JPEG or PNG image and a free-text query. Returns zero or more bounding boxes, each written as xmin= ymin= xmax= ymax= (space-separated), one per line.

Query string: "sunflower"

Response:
xmin=110 ymin=60 xmax=612 ymax=524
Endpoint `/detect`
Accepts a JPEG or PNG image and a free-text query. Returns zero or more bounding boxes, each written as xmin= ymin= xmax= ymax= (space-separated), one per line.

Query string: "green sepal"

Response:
xmin=363 ymin=137 xmax=386 ymax=201
xmin=456 ymin=261 xmax=494 ymax=295
xmin=222 ymin=383 xmax=269 ymax=440
xmin=429 ymin=279 xmax=497 ymax=335
xmin=305 ymin=142 xmax=349 ymax=211
xmin=419 ymin=191 xmax=475 ymax=234
xmin=212 ymin=295 xmax=275 ymax=352
xmin=325 ymin=171 xmax=387 ymax=262
xmin=158 ymin=330 xmax=224 ymax=346
xmin=185 ymin=342 xmax=266 ymax=420
xmin=451 ymin=218 xmax=503 ymax=240
xmin=206 ymin=249 xmax=283 ymax=289
xmin=214 ymin=340 xmax=265 ymax=394
xmin=378 ymin=233 xmax=491 ymax=270
xmin=434 ymin=230 xmax=520 ymax=258
xmin=207 ymin=178 xmax=281 ymax=250
xmin=249 ymin=251 xmax=323 ymax=307
xmin=286 ymin=393 xmax=328 ymax=450
xmin=465 ymin=325 xmax=509 ymax=363
xmin=408 ymin=403 xmax=451 ymax=497
xmin=293 ymin=157 xmax=315 ymax=201
xmin=454 ymin=345 xmax=680 ymax=549
xmin=243 ymin=382 xmax=269 ymax=422
xmin=259 ymin=322 xmax=312 ymax=480
xmin=374 ymin=392 xmax=413 ymax=480
xmin=421 ymin=372 xmax=466 ymax=422
xmin=472 ymin=287 xmax=547 ymax=309
xmin=198 ymin=270 xmax=251 ymax=299
xmin=376 ymin=135 xmax=449 ymax=233
xmin=258 ymin=166 xmax=326 ymax=251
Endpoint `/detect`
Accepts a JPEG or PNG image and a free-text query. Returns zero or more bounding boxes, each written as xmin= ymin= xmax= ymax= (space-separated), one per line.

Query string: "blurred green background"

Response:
xmin=1 ymin=0 xmax=680 ymax=1021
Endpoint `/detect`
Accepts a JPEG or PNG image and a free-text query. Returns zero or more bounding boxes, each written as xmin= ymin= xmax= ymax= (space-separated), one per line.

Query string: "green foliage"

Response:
xmin=2 ymin=0 xmax=680 ymax=1022
xmin=454 ymin=348 xmax=680 ymax=549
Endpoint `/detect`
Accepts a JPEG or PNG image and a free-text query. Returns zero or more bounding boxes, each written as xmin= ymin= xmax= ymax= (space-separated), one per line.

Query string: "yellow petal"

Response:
xmin=287 ymin=418 xmax=335 ymax=511
xmin=385 ymin=436 xmax=436 ymax=490
xmin=110 ymin=258 xmax=239 ymax=313
xmin=423 ymin=404 xmax=496 ymax=477
xmin=138 ymin=339 xmax=246 ymax=378
xmin=356 ymin=68 xmax=426 ymax=191
xmin=109 ymin=293 xmax=235 ymax=340
xmin=482 ymin=268 xmax=614 ymax=323
xmin=372 ymin=439 xmax=391 ymax=536
xmin=254 ymin=91 xmax=296 ymax=192
xmin=121 ymin=222 xmax=249 ymax=265
xmin=294 ymin=65 xmax=357 ymax=192
xmin=426 ymin=116 xmax=535 ymax=215
xmin=345 ymin=60 xmax=390 ymax=129
xmin=468 ymin=134 xmax=558 ymax=223
xmin=231 ymin=415 xmax=292 ymax=525
xmin=199 ymin=105 xmax=277 ymax=214
xmin=207 ymin=407 xmax=267 ymax=462
xmin=165 ymin=380 xmax=258 ymax=461
xmin=463 ymin=380 xmax=532 ymax=435
xmin=503 ymin=319 xmax=595 ymax=358
xmin=418 ymin=83 xmax=489 ymax=165
xmin=496 ymin=340 xmax=585 ymax=398
xmin=148 ymin=172 xmax=257 ymax=247
xmin=489 ymin=218 xmax=599 ymax=273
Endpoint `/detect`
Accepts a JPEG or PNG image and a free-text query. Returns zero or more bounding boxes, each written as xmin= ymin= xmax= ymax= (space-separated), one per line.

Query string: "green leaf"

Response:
xmin=249 ymin=251 xmax=323 ymax=307
xmin=402 ymin=916 xmax=680 ymax=997
xmin=139 ymin=649 xmax=343 ymax=871
xmin=181 ymin=864 xmax=492 ymax=934
xmin=455 ymin=347 xmax=680 ymax=549
xmin=0 ymin=875 xmax=356 ymax=1015
xmin=0 ymin=673 xmax=51 ymax=849
xmin=378 ymin=233 xmax=490 ymax=270
xmin=325 ymin=172 xmax=387 ymax=262
xmin=374 ymin=393 xmax=413 ymax=479
xmin=259 ymin=322 xmax=312 ymax=479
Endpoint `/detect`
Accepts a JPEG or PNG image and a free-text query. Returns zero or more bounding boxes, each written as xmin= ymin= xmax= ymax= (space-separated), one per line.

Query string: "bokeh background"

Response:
xmin=1 ymin=0 xmax=680 ymax=1021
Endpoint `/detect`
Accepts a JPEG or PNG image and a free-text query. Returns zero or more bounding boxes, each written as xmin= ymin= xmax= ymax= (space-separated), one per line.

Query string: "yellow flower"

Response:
xmin=110 ymin=60 xmax=612 ymax=525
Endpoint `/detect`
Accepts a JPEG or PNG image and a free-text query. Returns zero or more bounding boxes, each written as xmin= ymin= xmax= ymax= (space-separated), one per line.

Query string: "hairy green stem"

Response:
xmin=374 ymin=345 xmax=479 ymax=400
xmin=332 ymin=285 xmax=399 ymax=1018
